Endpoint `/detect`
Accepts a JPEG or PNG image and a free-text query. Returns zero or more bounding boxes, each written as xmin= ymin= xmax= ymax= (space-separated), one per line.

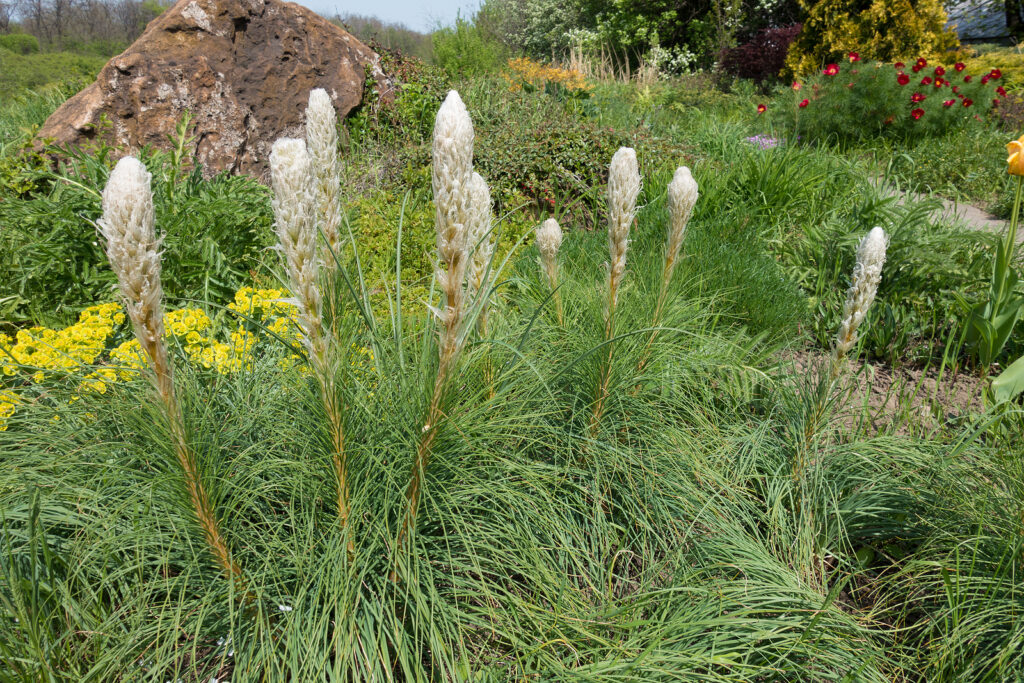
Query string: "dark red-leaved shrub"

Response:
xmin=719 ymin=24 xmax=802 ymax=84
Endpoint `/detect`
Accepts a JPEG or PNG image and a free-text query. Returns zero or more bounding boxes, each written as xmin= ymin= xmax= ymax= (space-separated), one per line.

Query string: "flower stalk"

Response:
xmin=270 ymin=138 xmax=353 ymax=555
xmin=591 ymin=147 xmax=640 ymax=435
xmin=535 ymin=218 xmax=564 ymax=326
xmin=99 ymin=157 xmax=243 ymax=586
xmin=640 ymin=166 xmax=698 ymax=371
xmin=394 ymin=91 xmax=474 ymax=573
xmin=830 ymin=226 xmax=888 ymax=378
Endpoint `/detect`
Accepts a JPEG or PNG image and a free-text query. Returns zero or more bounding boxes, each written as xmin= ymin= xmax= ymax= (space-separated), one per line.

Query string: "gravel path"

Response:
xmin=870 ymin=175 xmax=1022 ymax=243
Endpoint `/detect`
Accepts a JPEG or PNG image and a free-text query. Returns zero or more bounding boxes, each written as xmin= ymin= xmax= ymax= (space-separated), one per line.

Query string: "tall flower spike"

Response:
xmin=394 ymin=90 xmax=476 ymax=580
xmin=665 ymin=166 xmax=698 ymax=276
xmin=535 ymin=217 xmax=563 ymax=325
xmin=432 ymin=89 xmax=475 ymax=318
xmin=99 ymin=157 xmax=166 ymax=385
xmin=833 ymin=227 xmax=888 ymax=371
xmin=270 ymin=138 xmax=323 ymax=350
xmin=271 ymin=136 xmax=353 ymax=553
xmin=640 ymin=165 xmax=699 ymax=373
xmin=305 ymin=88 xmax=343 ymax=262
xmin=99 ymin=156 xmax=243 ymax=585
xmin=606 ymin=147 xmax=640 ymax=313
xmin=592 ymin=148 xmax=640 ymax=435
xmin=466 ymin=171 xmax=494 ymax=304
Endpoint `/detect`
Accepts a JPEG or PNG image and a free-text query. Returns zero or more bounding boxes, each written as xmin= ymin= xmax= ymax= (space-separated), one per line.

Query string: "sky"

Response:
xmin=294 ymin=0 xmax=475 ymax=33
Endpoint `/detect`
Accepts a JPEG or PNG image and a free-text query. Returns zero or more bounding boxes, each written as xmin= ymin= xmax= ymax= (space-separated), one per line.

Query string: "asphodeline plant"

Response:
xmin=269 ymin=137 xmax=353 ymax=554
xmin=591 ymin=147 xmax=640 ymax=434
xmin=831 ymin=226 xmax=889 ymax=378
xmin=535 ymin=217 xmax=564 ymax=326
xmin=640 ymin=166 xmax=698 ymax=371
xmin=305 ymin=88 xmax=343 ymax=262
xmin=394 ymin=90 xmax=476 ymax=572
xmin=99 ymin=156 xmax=244 ymax=586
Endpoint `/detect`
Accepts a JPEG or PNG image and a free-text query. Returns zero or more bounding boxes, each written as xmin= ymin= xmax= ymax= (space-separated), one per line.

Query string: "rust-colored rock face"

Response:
xmin=37 ymin=0 xmax=388 ymax=178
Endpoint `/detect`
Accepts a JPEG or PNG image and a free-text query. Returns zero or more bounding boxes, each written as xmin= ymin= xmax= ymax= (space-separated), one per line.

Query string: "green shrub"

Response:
xmin=350 ymin=72 xmax=687 ymax=225
xmin=786 ymin=0 xmax=958 ymax=77
xmin=1 ymin=79 xmax=86 ymax=157
xmin=431 ymin=15 xmax=507 ymax=77
xmin=348 ymin=47 xmax=450 ymax=150
xmin=0 ymin=145 xmax=275 ymax=324
xmin=0 ymin=34 xmax=40 ymax=55
xmin=785 ymin=58 xmax=1003 ymax=142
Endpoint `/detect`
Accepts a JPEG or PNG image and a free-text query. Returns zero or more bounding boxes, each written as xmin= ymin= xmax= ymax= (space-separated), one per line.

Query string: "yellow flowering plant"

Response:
xmin=0 ymin=283 xmax=383 ymax=430
xmin=504 ymin=57 xmax=590 ymax=94
xmin=0 ymin=286 xmax=308 ymax=429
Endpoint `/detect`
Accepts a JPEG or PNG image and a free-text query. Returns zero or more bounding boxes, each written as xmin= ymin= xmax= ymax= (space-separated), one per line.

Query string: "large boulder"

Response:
xmin=37 ymin=0 xmax=389 ymax=178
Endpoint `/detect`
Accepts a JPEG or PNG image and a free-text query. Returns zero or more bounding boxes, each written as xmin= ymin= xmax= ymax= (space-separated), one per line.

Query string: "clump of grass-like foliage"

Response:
xmin=1 ymin=85 xmax=1023 ymax=683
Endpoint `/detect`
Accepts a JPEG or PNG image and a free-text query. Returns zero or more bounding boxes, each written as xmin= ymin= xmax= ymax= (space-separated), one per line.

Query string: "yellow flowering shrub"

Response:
xmin=960 ymin=51 xmax=1024 ymax=91
xmin=0 ymin=285 xmax=381 ymax=429
xmin=504 ymin=57 xmax=590 ymax=93
xmin=1 ymin=303 xmax=125 ymax=380
xmin=786 ymin=0 xmax=958 ymax=77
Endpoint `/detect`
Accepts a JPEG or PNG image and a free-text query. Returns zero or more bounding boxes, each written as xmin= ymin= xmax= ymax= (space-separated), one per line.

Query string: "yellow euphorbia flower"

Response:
xmin=1007 ymin=134 xmax=1024 ymax=176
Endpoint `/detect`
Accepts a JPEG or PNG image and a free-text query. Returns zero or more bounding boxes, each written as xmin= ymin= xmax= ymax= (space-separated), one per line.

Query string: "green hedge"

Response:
xmin=0 ymin=34 xmax=40 ymax=55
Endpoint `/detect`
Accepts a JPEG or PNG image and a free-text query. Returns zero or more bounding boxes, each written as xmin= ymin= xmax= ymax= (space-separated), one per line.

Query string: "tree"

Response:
xmin=0 ymin=0 xmax=23 ymax=32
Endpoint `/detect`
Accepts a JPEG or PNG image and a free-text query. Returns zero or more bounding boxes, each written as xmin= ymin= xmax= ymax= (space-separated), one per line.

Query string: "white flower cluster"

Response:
xmin=834 ymin=227 xmax=888 ymax=361
xmin=305 ymin=88 xmax=343 ymax=260
xmin=269 ymin=138 xmax=324 ymax=351
xmin=99 ymin=157 xmax=164 ymax=351
xmin=665 ymin=166 xmax=698 ymax=272
xmin=606 ymin=147 xmax=641 ymax=313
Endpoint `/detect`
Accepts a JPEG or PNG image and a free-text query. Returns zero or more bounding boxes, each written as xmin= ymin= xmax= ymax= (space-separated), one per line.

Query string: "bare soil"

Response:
xmin=783 ymin=350 xmax=987 ymax=435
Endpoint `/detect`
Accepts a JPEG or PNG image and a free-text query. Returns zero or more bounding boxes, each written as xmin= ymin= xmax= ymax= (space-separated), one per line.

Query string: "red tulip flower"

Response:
xmin=912 ymin=64 xmax=923 ymax=73
xmin=799 ymin=98 xmax=809 ymax=108
xmin=954 ymin=62 xmax=966 ymax=72
xmin=792 ymin=81 xmax=802 ymax=91
xmin=963 ymin=98 xmax=973 ymax=107
xmin=848 ymin=52 xmax=860 ymax=62
xmin=933 ymin=78 xmax=945 ymax=87
xmin=990 ymin=69 xmax=1002 ymax=79
xmin=757 ymin=103 xmax=767 ymax=113
xmin=897 ymin=73 xmax=910 ymax=86
xmin=934 ymin=66 xmax=945 ymax=76
xmin=823 ymin=63 xmax=839 ymax=76
xmin=964 ymin=75 xmax=972 ymax=82
xmin=920 ymin=77 xmax=933 ymax=85
xmin=911 ymin=92 xmax=926 ymax=103
xmin=942 ymin=99 xmax=955 ymax=107
xmin=911 ymin=108 xmax=925 ymax=120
